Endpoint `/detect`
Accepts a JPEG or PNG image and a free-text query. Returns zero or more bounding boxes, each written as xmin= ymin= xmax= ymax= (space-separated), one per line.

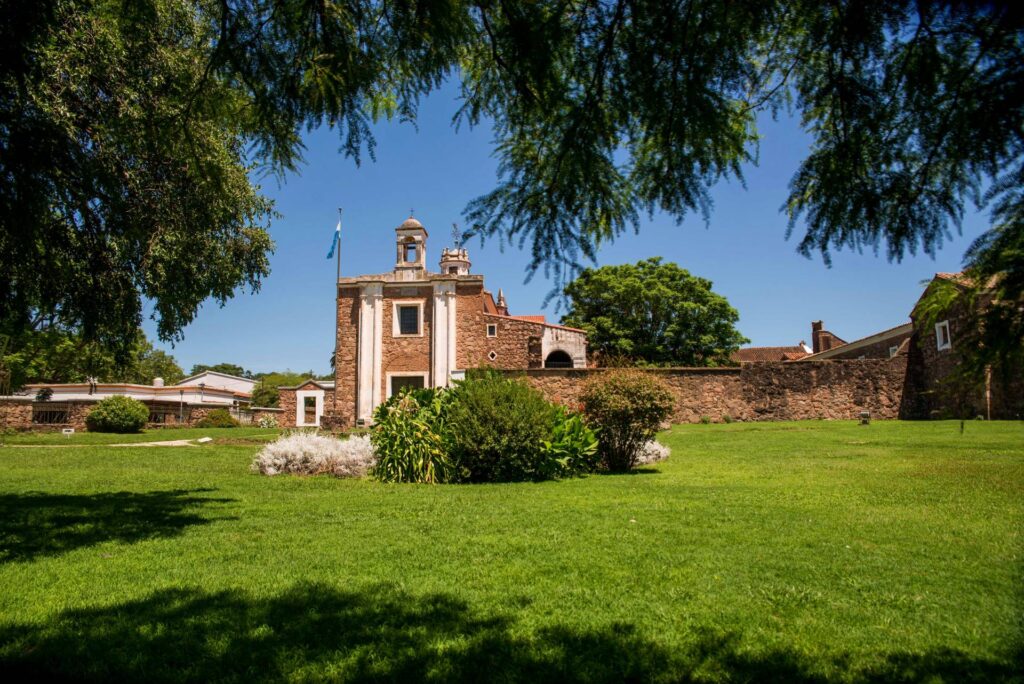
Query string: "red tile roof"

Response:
xmin=730 ymin=346 xmax=810 ymax=363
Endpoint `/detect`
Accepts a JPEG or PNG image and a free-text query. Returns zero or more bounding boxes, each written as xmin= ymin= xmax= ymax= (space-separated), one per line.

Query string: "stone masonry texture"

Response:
xmin=515 ymin=358 xmax=909 ymax=423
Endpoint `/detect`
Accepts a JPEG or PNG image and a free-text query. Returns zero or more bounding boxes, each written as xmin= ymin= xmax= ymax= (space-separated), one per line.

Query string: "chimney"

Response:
xmin=812 ymin=321 xmax=824 ymax=354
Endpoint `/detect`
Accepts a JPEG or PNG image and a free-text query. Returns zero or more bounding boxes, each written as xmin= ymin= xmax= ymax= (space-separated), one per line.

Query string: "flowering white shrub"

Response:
xmin=252 ymin=432 xmax=376 ymax=478
xmin=635 ymin=440 xmax=671 ymax=466
xmin=257 ymin=415 xmax=279 ymax=428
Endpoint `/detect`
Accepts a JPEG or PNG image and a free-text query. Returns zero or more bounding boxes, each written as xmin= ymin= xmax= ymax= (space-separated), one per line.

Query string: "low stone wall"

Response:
xmin=516 ymin=358 xmax=908 ymax=423
xmin=0 ymin=398 xmax=33 ymax=430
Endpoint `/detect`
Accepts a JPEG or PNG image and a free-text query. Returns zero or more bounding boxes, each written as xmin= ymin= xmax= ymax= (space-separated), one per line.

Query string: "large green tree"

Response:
xmin=2 ymin=0 xmax=1020 ymax=360
xmin=562 ymin=258 xmax=747 ymax=366
xmin=1 ymin=329 xmax=183 ymax=390
xmin=189 ymin=363 xmax=252 ymax=379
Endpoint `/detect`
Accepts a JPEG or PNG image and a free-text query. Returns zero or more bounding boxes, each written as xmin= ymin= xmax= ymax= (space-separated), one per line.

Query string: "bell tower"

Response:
xmin=394 ymin=216 xmax=427 ymax=279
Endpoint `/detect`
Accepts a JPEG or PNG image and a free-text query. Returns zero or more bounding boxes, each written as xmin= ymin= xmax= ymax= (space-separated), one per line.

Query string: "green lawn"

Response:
xmin=0 ymin=421 xmax=1021 ymax=682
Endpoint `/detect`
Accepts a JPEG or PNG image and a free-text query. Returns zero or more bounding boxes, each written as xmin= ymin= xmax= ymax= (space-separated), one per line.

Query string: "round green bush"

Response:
xmin=85 ymin=396 xmax=149 ymax=433
xmin=195 ymin=408 xmax=239 ymax=428
xmin=444 ymin=373 xmax=560 ymax=482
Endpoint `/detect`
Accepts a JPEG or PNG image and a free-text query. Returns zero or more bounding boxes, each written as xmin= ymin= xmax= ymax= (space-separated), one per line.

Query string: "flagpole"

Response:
xmin=336 ymin=208 xmax=342 ymax=282
xmin=334 ymin=207 xmax=342 ymax=425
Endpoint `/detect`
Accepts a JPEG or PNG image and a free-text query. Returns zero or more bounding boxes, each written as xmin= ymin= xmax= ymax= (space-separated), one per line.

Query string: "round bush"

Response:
xmin=85 ymin=396 xmax=149 ymax=433
xmin=195 ymin=408 xmax=239 ymax=428
xmin=444 ymin=373 xmax=560 ymax=482
xmin=580 ymin=370 xmax=674 ymax=472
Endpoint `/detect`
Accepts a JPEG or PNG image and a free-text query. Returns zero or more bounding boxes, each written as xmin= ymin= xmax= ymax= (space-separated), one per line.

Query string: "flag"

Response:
xmin=326 ymin=219 xmax=340 ymax=259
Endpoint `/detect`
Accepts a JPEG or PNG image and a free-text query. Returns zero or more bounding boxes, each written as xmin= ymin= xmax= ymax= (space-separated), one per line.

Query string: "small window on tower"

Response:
xmin=398 ymin=305 xmax=420 ymax=335
xmin=486 ymin=324 xmax=497 ymax=337
xmin=404 ymin=242 xmax=417 ymax=263
xmin=448 ymin=266 xmax=459 ymax=274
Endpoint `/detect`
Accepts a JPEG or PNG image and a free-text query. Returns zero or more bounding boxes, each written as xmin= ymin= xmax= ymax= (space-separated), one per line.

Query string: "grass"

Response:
xmin=0 ymin=420 xmax=1021 ymax=682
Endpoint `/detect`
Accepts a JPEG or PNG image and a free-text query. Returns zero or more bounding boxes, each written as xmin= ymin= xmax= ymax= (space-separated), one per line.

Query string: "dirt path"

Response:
xmin=3 ymin=439 xmax=200 ymax=448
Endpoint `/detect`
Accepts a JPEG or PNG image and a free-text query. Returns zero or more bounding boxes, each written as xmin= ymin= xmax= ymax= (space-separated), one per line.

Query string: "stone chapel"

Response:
xmin=279 ymin=216 xmax=588 ymax=428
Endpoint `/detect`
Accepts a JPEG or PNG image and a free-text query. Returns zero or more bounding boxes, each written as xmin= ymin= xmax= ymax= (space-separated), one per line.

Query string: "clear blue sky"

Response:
xmin=144 ymin=81 xmax=989 ymax=375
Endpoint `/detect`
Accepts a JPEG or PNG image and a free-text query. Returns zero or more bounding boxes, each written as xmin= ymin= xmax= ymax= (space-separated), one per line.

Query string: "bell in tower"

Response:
xmin=394 ymin=216 xmax=427 ymax=280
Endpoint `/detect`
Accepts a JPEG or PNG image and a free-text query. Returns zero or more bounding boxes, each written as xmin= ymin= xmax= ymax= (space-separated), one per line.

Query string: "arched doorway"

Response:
xmin=544 ymin=350 xmax=574 ymax=368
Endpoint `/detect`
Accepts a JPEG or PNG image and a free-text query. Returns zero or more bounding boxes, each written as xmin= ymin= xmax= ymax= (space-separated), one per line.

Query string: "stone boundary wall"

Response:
xmin=514 ymin=358 xmax=908 ymax=423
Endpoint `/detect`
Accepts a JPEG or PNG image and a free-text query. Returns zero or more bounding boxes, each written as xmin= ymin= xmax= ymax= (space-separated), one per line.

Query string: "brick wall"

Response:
xmin=516 ymin=358 xmax=908 ymax=423
xmin=454 ymin=285 xmax=544 ymax=370
xmin=335 ymin=287 xmax=360 ymax=428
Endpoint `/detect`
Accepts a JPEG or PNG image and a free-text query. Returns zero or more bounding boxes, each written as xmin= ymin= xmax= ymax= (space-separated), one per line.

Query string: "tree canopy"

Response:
xmin=189 ymin=363 xmax=253 ymax=379
xmin=1 ymin=329 xmax=183 ymax=391
xmin=561 ymin=258 xmax=747 ymax=366
xmin=1 ymin=0 xmax=1020 ymax=356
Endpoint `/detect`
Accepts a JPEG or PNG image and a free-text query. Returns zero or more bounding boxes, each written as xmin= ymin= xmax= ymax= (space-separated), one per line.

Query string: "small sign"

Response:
xmin=62 ymin=428 xmax=75 ymax=436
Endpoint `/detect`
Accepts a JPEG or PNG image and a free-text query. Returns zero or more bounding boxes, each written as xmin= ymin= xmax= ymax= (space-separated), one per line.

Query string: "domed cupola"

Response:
xmin=394 ymin=215 xmax=427 ymax=279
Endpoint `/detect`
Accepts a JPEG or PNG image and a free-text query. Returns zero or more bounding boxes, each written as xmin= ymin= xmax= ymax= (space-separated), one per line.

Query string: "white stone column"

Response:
xmin=432 ymin=282 xmax=455 ymax=387
xmin=447 ymin=289 xmax=457 ymax=376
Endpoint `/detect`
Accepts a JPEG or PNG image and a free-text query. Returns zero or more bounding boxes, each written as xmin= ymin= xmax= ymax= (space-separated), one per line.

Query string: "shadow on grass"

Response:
xmin=593 ymin=467 xmax=662 ymax=476
xmin=0 ymin=489 xmax=236 ymax=563
xmin=0 ymin=583 xmax=1018 ymax=683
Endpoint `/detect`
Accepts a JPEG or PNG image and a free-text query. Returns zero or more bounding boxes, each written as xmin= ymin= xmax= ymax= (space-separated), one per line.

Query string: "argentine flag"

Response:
xmin=326 ymin=219 xmax=340 ymax=259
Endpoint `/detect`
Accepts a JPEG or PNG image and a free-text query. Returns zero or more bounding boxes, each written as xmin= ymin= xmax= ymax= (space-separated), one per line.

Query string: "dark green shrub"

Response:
xmin=86 ymin=396 xmax=149 ymax=433
xmin=444 ymin=373 xmax=560 ymax=482
xmin=580 ymin=370 xmax=675 ymax=472
xmin=195 ymin=408 xmax=239 ymax=428
xmin=371 ymin=392 xmax=455 ymax=483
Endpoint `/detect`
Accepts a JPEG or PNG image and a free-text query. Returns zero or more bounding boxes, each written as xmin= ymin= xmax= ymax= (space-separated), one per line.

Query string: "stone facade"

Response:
xmin=279 ymin=216 xmax=590 ymax=429
xmin=519 ymin=358 xmax=909 ymax=423
xmin=0 ymin=398 xmax=33 ymax=430
xmin=278 ymin=380 xmax=336 ymax=428
xmin=901 ymin=286 xmax=1023 ymax=419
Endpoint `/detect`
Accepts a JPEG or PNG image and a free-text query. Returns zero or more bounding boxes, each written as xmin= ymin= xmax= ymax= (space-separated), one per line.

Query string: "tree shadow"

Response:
xmin=0 ymin=489 xmax=236 ymax=563
xmin=0 ymin=583 xmax=1017 ymax=683
xmin=594 ymin=467 xmax=662 ymax=476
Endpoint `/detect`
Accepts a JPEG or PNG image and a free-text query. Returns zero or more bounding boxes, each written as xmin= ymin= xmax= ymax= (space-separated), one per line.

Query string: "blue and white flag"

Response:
xmin=326 ymin=219 xmax=341 ymax=259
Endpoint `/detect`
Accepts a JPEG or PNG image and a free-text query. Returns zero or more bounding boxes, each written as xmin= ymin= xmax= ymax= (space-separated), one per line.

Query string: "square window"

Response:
xmin=397 ymin=304 xmax=420 ymax=335
xmin=935 ymin=320 xmax=951 ymax=351
xmin=486 ymin=323 xmax=497 ymax=337
xmin=888 ymin=345 xmax=899 ymax=358
xmin=390 ymin=375 xmax=424 ymax=397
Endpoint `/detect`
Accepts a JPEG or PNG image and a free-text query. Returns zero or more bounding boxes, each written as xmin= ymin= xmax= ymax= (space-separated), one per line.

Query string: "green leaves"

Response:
xmin=562 ymin=258 xmax=748 ymax=366
xmin=3 ymin=0 xmax=1021 ymax=358
xmin=370 ymin=392 xmax=456 ymax=484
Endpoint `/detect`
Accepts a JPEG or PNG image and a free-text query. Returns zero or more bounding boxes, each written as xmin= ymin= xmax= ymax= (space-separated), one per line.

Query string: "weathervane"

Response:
xmin=451 ymin=222 xmax=462 ymax=249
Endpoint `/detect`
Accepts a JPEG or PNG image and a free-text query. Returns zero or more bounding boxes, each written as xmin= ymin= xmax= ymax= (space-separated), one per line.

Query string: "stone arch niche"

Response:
xmin=544 ymin=350 xmax=574 ymax=368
